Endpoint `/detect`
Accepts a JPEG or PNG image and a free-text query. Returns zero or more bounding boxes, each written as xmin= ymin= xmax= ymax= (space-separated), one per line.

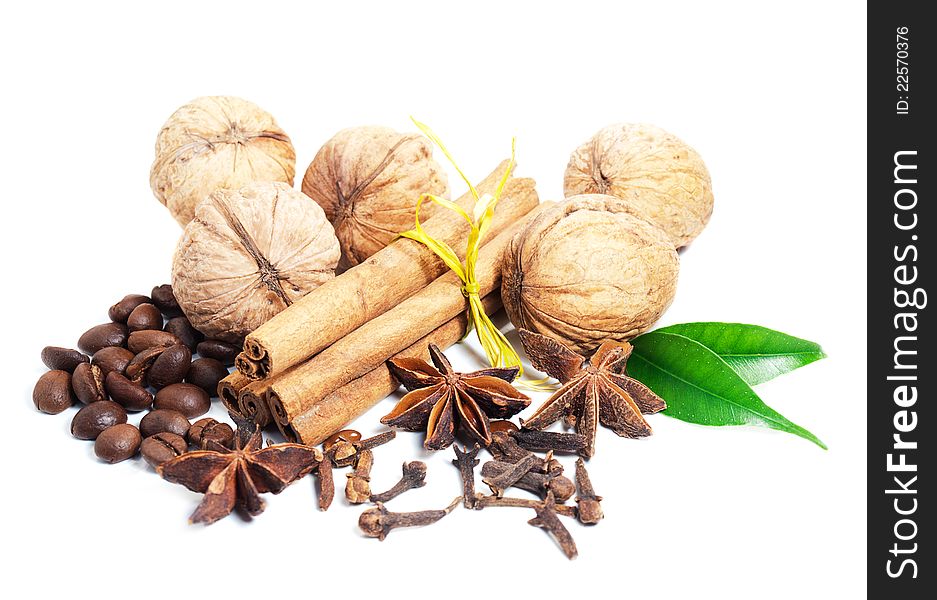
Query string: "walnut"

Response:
xmin=501 ymin=194 xmax=679 ymax=355
xmin=150 ymin=96 xmax=296 ymax=227
xmin=171 ymin=182 xmax=340 ymax=343
xmin=563 ymin=123 xmax=713 ymax=248
xmin=301 ymin=126 xmax=448 ymax=271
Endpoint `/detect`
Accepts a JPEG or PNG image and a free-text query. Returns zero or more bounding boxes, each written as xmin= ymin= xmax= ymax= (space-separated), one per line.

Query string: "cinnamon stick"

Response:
xmin=281 ymin=294 xmax=502 ymax=445
xmin=238 ymin=161 xmax=538 ymax=380
xmin=267 ymin=202 xmax=553 ymax=427
xmin=237 ymin=380 xmax=274 ymax=428
xmin=218 ymin=371 xmax=249 ymax=415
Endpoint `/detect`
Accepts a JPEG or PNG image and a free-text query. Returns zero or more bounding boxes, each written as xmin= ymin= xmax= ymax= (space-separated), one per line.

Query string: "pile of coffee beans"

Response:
xmin=33 ymin=284 xmax=240 ymax=465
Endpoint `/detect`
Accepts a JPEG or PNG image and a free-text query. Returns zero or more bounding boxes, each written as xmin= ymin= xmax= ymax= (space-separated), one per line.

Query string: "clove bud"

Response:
xmin=370 ymin=461 xmax=427 ymax=503
xmin=481 ymin=460 xmax=575 ymax=502
xmin=488 ymin=431 xmax=562 ymax=474
xmin=511 ymin=429 xmax=588 ymax=454
xmin=472 ymin=494 xmax=577 ymax=518
xmin=345 ymin=449 xmax=374 ymax=504
xmin=359 ymin=496 xmax=461 ymax=540
xmin=329 ymin=430 xmax=396 ymax=467
xmin=482 ymin=454 xmax=539 ymax=497
xmin=574 ymin=458 xmax=604 ymax=524
xmin=452 ymin=445 xmax=481 ymax=508
xmin=528 ymin=492 xmax=578 ymax=560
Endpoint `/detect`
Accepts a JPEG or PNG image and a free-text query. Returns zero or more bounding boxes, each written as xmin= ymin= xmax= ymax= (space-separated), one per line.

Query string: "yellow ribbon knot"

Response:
xmin=461 ymin=282 xmax=480 ymax=297
xmin=399 ymin=118 xmax=557 ymax=391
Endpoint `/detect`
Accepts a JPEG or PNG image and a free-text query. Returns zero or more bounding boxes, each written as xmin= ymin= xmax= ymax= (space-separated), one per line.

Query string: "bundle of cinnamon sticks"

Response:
xmin=219 ymin=161 xmax=545 ymax=445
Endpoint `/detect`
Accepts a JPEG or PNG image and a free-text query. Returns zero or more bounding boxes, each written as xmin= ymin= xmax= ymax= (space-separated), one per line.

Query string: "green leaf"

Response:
xmin=629 ymin=331 xmax=826 ymax=449
xmin=654 ymin=322 xmax=826 ymax=386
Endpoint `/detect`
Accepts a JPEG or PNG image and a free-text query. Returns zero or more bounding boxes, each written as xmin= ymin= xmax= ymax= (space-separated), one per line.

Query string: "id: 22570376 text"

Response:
xmin=895 ymin=26 xmax=911 ymax=115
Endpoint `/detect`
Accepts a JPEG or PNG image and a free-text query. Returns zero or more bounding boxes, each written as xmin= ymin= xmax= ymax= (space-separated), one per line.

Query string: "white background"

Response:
xmin=1 ymin=1 xmax=866 ymax=598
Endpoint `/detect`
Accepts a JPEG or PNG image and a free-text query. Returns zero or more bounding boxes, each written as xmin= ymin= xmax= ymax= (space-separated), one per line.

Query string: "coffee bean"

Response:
xmin=72 ymin=363 xmax=106 ymax=404
xmin=164 ymin=316 xmax=203 ymax=352
xmin=148 ymin=344 xmax=191 ymax=389
xmin=78 ymin=323 xmax=129 ymax=354
xmin=128 ymin=330 xmax=181 ymax=354
xmin=95 ymin=424 xmax=142 ymax=463
xmin=104 ymin=371 xmax=153 ymax=412
xmin=154 ymin=383 xmax=211 ymax=418
xmin=108 ymin=294 xmax=151 ymax=323
xmin=188 ymin=418 xmax=235 ymax=449
xmin=186 ymin=358 xmax=228 ymax=397
xmin=140 ymin=433 xmax=188 ymax=468
xmin=124 ymin=346 xmax=164 ymax=385
xmin=71 ymin=400 xmax=127 ymax=440
xmin=139 ymin=409 xmax=190 ymax=438
xmin=33 ymin=370 xmax=76 ymax=414
xmin=196 ymin=339 xmax=240 ymax=366
xmin=40 ymin=346 xmax=89 ymax=373
xmin=151 ymin=284 xmax=182 ymax=318
xmin=127 ymin=303 xmax=164 ymax=333
xmin=91 ymin=346 xmax=134 ymax=377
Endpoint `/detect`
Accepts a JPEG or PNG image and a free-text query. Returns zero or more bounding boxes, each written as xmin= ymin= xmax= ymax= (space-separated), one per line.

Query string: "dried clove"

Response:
xmin=359 ymin=496 xmax=462 ymax=541
xmin=511 ymin=429 xmax=588 ymax=454
xmin=357 ymin=430 xmax=396 ymax=451
xmin=480 ymin=460 xmax=575 ymax=502
xmin=488 ymin=431 xmax=533 ymax=462
xmin=528 ymin=492 xmax=578 ymax=560
xmin=488 ymin=431 xmax=562 ymax=475
xmin=452 ymin=445 xmax=481 ymax=508
xmin=482 ymin=453 xmax=539 ymax=497
xmin=315 ymin=457 xmax=335 ymax=511
xmin=345 ymin=449 xmax=374 ymax=504
xmin=329 ymin=430 xmax=396 ymax=467
xmin=472 ymin=494 xmax=578 ymax=518
xmin=574 ymin=458 xmax=604 ymax=524
xmin=370 ymin=461 xmax=427 ymax=503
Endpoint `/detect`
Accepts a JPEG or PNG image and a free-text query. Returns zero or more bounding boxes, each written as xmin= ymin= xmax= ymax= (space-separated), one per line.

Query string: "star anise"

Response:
xmin=157 ymin=428 xmax=323 ymax=525
xmin=518 ymin=329 xmax=666 ymax=458
xmin=381 ymin=344 xmax=531 ymax=450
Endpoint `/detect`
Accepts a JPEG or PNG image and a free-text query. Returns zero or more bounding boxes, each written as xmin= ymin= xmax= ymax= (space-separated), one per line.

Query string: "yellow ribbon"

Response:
xmin=401 ymin=118 xmax=557 ymax=390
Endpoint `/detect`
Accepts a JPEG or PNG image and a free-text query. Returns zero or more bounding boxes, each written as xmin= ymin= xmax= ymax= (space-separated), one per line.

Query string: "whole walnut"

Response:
xmin=301 ymin=126 xmax=448 ymax=271
xmin=171 ymin=182 xmax=340 ymax=343
xmin=151 ymin=96 xmax=296 ymax=227
xmin=564 ymin=123 xmax=713 ymax=248
xmin=501 ymin=194 xmax=679 ymax=354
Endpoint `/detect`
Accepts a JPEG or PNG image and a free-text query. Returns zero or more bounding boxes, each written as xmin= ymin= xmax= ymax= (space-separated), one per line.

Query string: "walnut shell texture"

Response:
xmin=301 ymin=126 xmax=448 ymax=271
xmin=172 ymin=182 xmax=340 ymax=343
xmin=564 ymin=123 xmax=713 ymax=248
xmin=151 ymin=96 xmax=296 ymax=227
xmin=501 ymin=194 xmax=679 ymax=355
